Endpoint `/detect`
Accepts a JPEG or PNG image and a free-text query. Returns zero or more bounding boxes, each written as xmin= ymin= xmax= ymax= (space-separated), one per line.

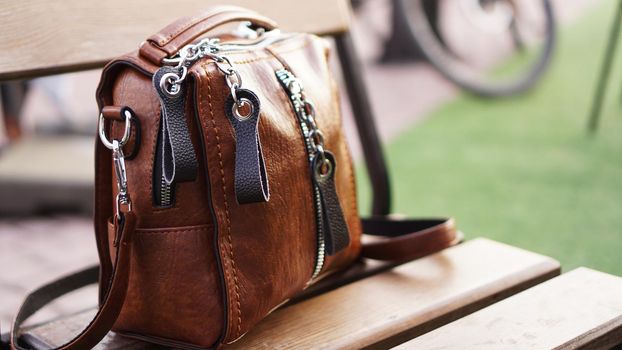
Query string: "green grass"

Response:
xmin=357 ymin=2 xmax=622 ymax=275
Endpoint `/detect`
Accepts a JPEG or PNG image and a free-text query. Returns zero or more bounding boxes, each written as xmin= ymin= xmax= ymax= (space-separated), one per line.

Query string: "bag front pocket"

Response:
xmin=108 ymin=221 xmax=224 ymax=348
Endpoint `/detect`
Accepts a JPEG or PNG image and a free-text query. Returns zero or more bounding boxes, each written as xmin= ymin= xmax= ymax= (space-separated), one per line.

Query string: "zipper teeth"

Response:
xmin=160 ymin=176 xmax=172 ymax=207
xmin=311 ymin=187 xmax=325 ymax=279
xmin=276 ymin=69 xmax=326 ymax=281
xmin=300 ymin=121 xmax=326 ymax=280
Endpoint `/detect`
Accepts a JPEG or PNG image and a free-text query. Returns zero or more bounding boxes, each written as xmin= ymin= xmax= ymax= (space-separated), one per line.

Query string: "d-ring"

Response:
xmin=99 ymin=108 xmax=133 ymax=150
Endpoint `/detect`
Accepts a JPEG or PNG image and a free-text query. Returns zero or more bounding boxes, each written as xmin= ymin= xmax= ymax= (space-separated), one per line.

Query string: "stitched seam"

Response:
xmin=157 ymin=15 xmax=209 ymax=46
xmin=137 ymin=227 xmax=210 ymax=234
xmin=202 ymin=65 xmax=243 ymax=339
xmin=198 ymin=68 xmax=236 ymax=338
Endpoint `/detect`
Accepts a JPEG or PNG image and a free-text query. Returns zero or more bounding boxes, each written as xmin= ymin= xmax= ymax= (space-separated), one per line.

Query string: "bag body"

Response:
xmin=10 ymin=6 xmax=458 ymax=350
xmin=96 ymin=8 xmax=361 ymax=348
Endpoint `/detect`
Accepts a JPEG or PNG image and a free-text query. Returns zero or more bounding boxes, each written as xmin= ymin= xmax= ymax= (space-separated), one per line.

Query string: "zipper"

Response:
xmin=275 ymin=69 xmax=326 ymax=281
xmin=153 ymin=126 xmax=174 ymax=208
xmin=155 ymin=32 xmax=333 ymax=278
xmin=159 ymin=177 xmax=172 ymax=207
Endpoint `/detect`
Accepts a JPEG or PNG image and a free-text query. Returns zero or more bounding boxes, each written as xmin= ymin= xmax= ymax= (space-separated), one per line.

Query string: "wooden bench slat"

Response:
xmin=399 ymin=267 xmax=622 ymax=349
xmin=22 ymin=238 xmax=560 ymax=349
xmin=229 ymin=238 xmax=559 ymax=349
xmin=0 ymin=0 xmax=351 ymax=81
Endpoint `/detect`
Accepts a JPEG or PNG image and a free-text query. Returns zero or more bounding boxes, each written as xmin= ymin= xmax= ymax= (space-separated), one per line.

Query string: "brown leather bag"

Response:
xmin=10 ymin=6 xmax=458 ymax=349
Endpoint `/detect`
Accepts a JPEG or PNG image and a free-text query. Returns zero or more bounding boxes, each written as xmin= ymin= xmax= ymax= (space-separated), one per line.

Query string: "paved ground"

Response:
xmin=0 ymin=0 xmax=597 ymax=332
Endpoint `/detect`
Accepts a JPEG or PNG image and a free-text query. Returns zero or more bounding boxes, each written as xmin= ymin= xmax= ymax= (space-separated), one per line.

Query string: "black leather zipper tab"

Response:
xmin=152 ymin=66 xmax=199 ymax=207
xmin=312 ymin=151 xmax=350 ymax=255
xmin=224 ymin=88 xmax=270 ymax=204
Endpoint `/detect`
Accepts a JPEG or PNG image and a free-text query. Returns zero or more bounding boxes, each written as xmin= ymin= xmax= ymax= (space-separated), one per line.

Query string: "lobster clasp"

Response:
xmin=99 ymin=109 xmax=133 ymax=224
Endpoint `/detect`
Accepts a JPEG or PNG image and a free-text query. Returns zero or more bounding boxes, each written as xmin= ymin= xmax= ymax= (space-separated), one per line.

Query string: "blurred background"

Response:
xmin=0 ymin=0 xmax=619 ymax=329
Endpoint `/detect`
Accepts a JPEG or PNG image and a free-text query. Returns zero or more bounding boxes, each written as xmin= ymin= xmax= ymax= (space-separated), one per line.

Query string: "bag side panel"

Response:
xmin=106 ymin=66 xmax=224 ymax=348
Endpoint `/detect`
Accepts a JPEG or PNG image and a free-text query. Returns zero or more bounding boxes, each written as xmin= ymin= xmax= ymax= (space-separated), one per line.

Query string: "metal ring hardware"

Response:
xmin=231 ymin=98 xmax=254 ymax=121
xmin=98 ymin=109 xmax=132 ymax=150
xmin=314 ymin=154 xmax=333 ymax=179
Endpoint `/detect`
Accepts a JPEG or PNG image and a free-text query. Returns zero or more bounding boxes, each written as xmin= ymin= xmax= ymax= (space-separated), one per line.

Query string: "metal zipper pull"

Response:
xmin=312 ymin=151 xmax=350 ymax=255
xmin=276 ymin=68 xmax=350 ymax=280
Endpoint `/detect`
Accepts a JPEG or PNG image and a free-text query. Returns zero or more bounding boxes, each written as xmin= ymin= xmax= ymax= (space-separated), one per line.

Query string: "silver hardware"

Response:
xmin=218 ymin=58 xmax=244 ymax=107
xmin=159 ymin=71 xmax=184 ymax=97
xmin=231 ymin=98 xmax=254 ymax=121
xmin=158 ymin=27 xmax=287 ymax=99
xmin=314 ymin=155 xmax=333 ymax=179
xmin=98 ymin=110 xmax=132 ymax=149
xmin=159 ymin=176 xmax=172 ymax=207
xmin=161 ymin=29 xmax=285 ymax=66
xmin=233 ymin=22 xmax=261 ymax=40
xmin=99 ymin=109 xmax=133 ymax=220
xmin=113 ymin=140 xmax=131 ymax=220
xmin=159 ymin=34 xmax=254 ymax=106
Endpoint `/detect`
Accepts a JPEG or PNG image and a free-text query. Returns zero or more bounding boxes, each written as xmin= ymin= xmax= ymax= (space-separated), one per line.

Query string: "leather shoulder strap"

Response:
xmin=361 ymin=217 xmax=461 ymax=261
xmin=10 ymin=213 xmax=137 ymax=350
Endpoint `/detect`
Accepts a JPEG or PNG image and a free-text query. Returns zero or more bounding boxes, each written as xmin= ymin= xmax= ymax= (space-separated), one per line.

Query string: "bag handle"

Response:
xmin=9 ymin=213 xmax=137 ymax=350
xmin=139 ymin=6 xmax=278 ymax=65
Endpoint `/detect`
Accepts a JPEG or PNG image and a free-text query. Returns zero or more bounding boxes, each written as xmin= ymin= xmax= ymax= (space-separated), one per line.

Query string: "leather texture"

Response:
xmin=101 ymin=27 xmax=361 ymax=348
xmin=10 ymin=6 xmax=460 ymax=350
xmin=224 ymin=88 xmax=270 ymax=204
xmin=191 ymin=36 xmax=363 ymax=343
xmin=313 ymin=151 xmax=351 ymax=255
xmin=152 ymin=66 xmax=199 ymax=185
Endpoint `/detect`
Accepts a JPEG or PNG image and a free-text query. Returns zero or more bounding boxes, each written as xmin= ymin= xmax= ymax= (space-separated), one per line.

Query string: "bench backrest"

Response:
xmin=0 ymin=0 xmax=352 ymax=81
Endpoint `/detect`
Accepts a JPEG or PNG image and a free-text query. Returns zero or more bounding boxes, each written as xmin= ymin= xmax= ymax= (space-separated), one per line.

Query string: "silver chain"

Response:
xmin=160 ymin=37 xmax=244 ymax=105
xmin=285 ymin=78 xmax=330 ymax=175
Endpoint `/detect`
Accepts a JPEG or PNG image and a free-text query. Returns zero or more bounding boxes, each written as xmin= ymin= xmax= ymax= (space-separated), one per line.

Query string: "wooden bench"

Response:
xmin=14 ymin=241 xmax=622 ymax=348
xmin=400 ymin=267 xmax=622 ymax=349
xmin=20 ymin=239 xmax=561 ymax=349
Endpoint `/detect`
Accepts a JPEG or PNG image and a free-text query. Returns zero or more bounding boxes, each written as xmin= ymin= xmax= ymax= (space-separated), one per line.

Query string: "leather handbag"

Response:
xmin=10 ymin=6 xmax=459 ymax=349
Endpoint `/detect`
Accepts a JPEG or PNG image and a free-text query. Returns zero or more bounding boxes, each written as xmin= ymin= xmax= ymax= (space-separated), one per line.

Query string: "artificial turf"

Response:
xmin=357 ymin=1 xmax=622 ymax=275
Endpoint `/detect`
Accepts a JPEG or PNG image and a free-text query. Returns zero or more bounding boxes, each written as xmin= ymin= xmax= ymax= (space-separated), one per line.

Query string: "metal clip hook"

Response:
xmin=99 ymin=109 xmax=134 ymax=223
